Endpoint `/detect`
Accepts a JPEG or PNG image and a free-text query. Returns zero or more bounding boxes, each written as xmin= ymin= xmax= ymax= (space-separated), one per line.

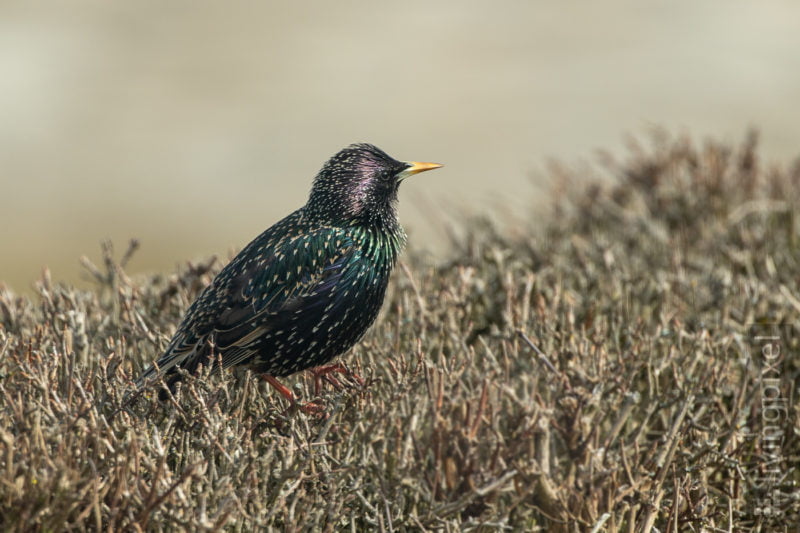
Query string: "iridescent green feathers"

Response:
xmin=138 ymin=143 xmax=437 ymax=391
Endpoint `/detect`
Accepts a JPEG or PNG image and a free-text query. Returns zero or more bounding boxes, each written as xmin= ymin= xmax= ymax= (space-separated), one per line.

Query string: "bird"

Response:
xmin=137 ymin=143 xmax=442 ymax=409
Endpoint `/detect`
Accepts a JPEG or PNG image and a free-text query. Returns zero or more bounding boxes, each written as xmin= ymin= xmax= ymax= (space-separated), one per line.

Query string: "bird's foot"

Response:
xmin=310 ymin=363 xmax=365 ymax=396
xmin=260 ymin=374 xmax=326 ymax=416
xmin=296 ymin=399 xmax=326 ymax=415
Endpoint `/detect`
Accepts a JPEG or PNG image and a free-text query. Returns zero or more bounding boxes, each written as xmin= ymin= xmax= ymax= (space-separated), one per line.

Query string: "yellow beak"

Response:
xmin=398 ymin=161 xmax=443 ymax=180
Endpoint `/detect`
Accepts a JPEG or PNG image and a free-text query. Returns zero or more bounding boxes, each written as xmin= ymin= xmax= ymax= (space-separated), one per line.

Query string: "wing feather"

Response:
xmin=139 ymin=221 xmax=358 ymax=384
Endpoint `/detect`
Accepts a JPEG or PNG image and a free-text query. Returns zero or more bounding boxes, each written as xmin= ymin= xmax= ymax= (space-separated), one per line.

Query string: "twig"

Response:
xmin=400 ymin=261 xmax=427 ymax=317
xmin=589 ymin=512 xmax=611 ymax=533
xmin=638 ymin=394 xmax=695 ymax=532
xmin=516 ymin=330 xmax=558 ymax=374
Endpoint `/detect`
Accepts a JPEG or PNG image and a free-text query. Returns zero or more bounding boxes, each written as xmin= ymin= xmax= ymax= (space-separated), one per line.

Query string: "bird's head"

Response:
xmin=307 ymin=143 xmax=442 ymax=228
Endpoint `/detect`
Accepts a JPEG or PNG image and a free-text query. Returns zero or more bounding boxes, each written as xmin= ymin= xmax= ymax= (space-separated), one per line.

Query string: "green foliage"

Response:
xmin=1 ymin=132 xmax=798 ymax=531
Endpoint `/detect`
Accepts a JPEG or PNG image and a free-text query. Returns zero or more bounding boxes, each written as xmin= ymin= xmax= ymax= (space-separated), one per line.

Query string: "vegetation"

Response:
xmin=1 ymin=132 xmax=798 ymax=531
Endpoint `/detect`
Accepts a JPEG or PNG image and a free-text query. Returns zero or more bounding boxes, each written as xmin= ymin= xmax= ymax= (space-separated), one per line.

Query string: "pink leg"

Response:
xmin=309 ymin=362 xmax=365 ymax=396
xmin=260 ymin=374 xmax=324 ymax=414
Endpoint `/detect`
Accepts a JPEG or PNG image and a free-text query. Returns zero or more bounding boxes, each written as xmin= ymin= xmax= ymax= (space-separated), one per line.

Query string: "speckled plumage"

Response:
xmin=138 ymin=144 xmax=441 ymax=395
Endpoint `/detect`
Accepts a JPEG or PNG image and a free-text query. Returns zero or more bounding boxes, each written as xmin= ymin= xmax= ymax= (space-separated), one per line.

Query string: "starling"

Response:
xmin=138 ymin=143 xmax=442 ymax=406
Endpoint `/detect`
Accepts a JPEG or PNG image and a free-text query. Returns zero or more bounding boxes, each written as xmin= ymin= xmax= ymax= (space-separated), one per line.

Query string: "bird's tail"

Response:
xmin=132 ymin=340 xmax=218 ymax=402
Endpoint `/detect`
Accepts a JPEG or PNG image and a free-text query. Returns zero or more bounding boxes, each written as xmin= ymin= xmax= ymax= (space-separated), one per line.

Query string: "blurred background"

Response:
xmin=2 ymin=1 xmax=799 ymax=294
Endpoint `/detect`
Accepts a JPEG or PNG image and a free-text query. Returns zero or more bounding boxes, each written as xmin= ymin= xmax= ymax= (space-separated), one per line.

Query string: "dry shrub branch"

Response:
xmin=1 ymin=132 xmax=798 ymax=531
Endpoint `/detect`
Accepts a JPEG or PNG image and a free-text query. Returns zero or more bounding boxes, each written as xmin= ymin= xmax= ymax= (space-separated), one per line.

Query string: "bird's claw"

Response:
xmin=310 ymin=363 xmax=365 ymax=395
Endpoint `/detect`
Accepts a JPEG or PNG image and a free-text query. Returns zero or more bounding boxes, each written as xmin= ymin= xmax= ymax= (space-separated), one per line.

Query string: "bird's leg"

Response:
xmin=260 ymin=374 xmax=324 ymax=414
xmin=309 ymin=362 xmax=365 ymax=396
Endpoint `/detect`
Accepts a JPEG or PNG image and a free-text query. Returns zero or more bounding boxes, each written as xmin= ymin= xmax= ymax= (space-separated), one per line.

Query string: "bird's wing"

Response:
xmin=210 ymin=242 xmax=359 ymax=369
xmin=141 ymin=226 xmax=359 ymax=380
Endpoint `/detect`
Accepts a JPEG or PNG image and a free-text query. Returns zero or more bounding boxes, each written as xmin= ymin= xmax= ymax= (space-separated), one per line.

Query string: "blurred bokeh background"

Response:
xmin=2 ymin=1 xmax=799 ymax=293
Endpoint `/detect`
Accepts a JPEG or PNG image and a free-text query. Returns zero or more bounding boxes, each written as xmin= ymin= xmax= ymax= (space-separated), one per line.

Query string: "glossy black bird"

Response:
xmin=138 ymin=143 xmax=441 ymax=406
